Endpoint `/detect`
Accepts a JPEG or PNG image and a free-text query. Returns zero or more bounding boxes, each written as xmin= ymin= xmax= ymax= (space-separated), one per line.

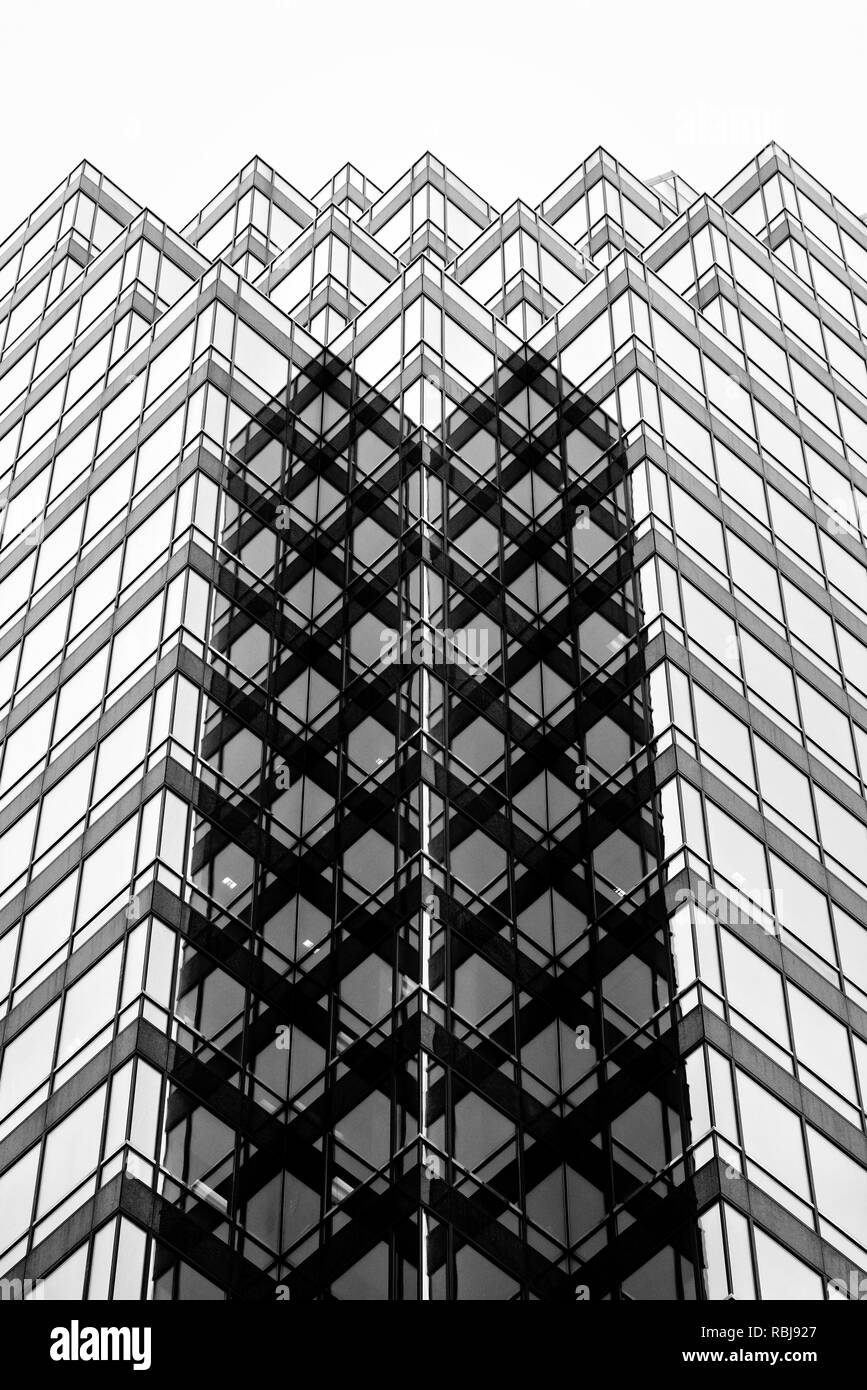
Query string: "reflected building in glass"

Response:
xmin=1 ymin=147 xmax=867 ymax=1300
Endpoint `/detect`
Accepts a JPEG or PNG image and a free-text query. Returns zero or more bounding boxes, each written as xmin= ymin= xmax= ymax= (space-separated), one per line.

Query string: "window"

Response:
xmin=0 ymin=1001 xmax=60 ymax=1122
xmin=721 ymin=931 xmax=789 ymax=1050
xmin=0 ymin=1143 xmax=39 ymax=1259
xmin=694 ymin=687 xmax=754 ymax=792
xmin=789 ymin=984 xmax=856 ymax=1104
xmin=755 ymin=738 xmax=816 ymax=843
xmin=808 ymin=1127 xmax=867 ymax=1253
xmin=705 ymin=802 xmax=768 ymax=904
xmin=736 ymin=1071 xmax=810 ymax=1202
xmin=741 ymin=631 xmax=799 ymax=725
xmin=814 ymin=786 xmax=867 ymax=885
xmin=769 ymin=853 xmax=834 ymax=963
xmin=36 ymin=1084 xmax=106 ymax=1219
xmin=782 ymin=578 xmax=838 ymax=670
xmin=753 ymin=1228 xmax=823 ymax=1299
xmin=57 ymin=944 xmax=123 ymax=1066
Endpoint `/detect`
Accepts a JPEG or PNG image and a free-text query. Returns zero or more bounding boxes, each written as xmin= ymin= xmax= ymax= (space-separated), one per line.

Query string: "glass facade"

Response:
xmin=1 ymin=142 xmax=867 ymax=1301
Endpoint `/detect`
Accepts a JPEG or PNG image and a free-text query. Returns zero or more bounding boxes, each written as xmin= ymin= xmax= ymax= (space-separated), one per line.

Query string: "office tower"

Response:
xmin=0 ymin=145 xmax=866 ymax=1302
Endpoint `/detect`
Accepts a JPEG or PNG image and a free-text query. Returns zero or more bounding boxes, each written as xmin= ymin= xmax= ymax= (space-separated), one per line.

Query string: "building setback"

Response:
xmin=0 ymin=147 xmax=866 ymax=1299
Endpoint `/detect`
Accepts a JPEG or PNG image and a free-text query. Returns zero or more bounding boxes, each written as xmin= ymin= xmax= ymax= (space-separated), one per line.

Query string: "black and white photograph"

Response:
xmin=0 ymin=0 xmax=865 ymax=1364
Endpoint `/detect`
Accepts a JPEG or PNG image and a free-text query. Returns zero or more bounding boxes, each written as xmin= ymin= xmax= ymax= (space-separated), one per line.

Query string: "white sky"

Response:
xmin=1 ymin=0 xmax=865 ymax=240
